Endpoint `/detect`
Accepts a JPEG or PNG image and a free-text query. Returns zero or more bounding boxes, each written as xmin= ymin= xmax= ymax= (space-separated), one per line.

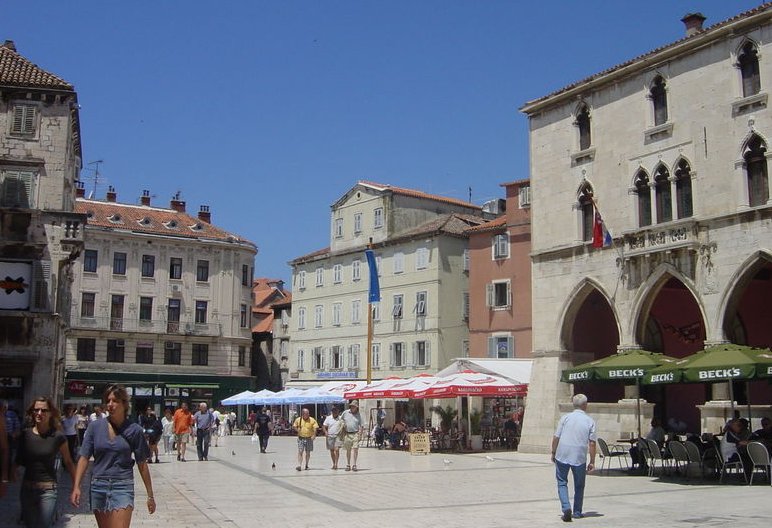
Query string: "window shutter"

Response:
xmin=11 ymin=105 xmax=24 ymax=133
xmin=389 ymin=343 xmax=394 ymax=367
xmin=410 ymin=342 xmax=416 ymax=367
xmin=425 ymin=341 xmax=431 ymax=367
xmin=487 ymin=337 xmax=496 ymax=358
xmin=507 ymin=337 xmax=515 ymax=358
xmin=31 ymin=260 xmax=52 ymax=312
xmin=507 ymin=282 xmax=512 ymax=307
xmin=23 ymin=106 xmax=36 ymax=133
xmin=486 ymin=283 xmax=494 ymax=307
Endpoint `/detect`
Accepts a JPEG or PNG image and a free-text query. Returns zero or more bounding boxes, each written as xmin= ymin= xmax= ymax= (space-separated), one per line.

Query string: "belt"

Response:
xmin=22 ymin=480 xmax=56 ymax=490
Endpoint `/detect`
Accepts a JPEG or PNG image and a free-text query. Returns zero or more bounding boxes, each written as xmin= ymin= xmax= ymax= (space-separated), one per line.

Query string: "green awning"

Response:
xmin=561 ymin=349 xmax=679 ymax=383
xmin=643 ymin=344 xmax=772 ymax=385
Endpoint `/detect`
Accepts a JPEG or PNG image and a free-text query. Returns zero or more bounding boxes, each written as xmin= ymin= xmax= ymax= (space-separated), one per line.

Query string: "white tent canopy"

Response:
xmin=436 ymin=358 xmax=532 ymax=385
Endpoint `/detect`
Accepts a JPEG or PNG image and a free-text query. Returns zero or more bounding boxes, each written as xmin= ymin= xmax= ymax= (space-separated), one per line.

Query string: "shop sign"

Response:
xmin=0 ymin=377 xmax=23 ymax=388
xmin=67 ymin=381 xmax=94 ymax=394
xmin=317 ymin=371 xmax=357 ymax=379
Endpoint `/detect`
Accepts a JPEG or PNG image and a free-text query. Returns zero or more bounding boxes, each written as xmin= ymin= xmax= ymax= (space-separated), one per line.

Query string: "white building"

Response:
xmin=64 ymin=188 xmax=257 ymax=412
xmin=519 ymin=7 xmax=772 ymax=452
xmin=288 ymin=181 xmax=488 ymax=388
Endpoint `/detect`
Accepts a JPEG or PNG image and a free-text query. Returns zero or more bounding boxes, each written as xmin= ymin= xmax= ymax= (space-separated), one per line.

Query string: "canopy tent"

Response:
xmin=221 ymin=390 xmax=257 ymax=406
xmin=283 ymin=387 xmax=346 ymax=404
xmin=436 ymin=358 xmax=532 ymax=385
xmin=317 ymin=380 xmax=368 ymax=397
xmin=247 ymin=389 xmax=278 ymax=405
xmin=343 ymin=377 xmax=406 ymax=400
xmin=412 ymin=372 xmax=528 ymax=399
xmin=560 ymin=349 xmax=680 ymax=437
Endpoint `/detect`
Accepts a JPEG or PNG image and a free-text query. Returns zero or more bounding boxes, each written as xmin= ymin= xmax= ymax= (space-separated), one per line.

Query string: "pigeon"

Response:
xmin=271 ymin=462 xmax=276 ymax=470
xmin=485 ymin=455 xmax=495 ymax=462
xmin=443 ymin=458 xmax=452 ymax=465
xmin=231 ymin=450 xmax=236 ymax=456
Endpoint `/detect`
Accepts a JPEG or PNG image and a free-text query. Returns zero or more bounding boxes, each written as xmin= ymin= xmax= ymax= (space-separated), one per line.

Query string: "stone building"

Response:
xmin=519 ymin=6 xmax=772 ymax=452
xmin=0 ymin=41 xmax=84 ymax=407
xmin=64 ymin=188 xmax=257 ymax=412
xmin=251 ymin=277 xmax=290 ymax=391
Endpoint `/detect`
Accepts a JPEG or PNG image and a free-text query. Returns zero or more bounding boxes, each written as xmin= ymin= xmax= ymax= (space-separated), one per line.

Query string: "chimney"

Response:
xmin=170 ymin=191 xmax=186 ymax=213
xmin=140 ymin=189 xmax=151 ymax=206
xmin=106 ymin=185 xmax=117 ymax=202
xmin=198 ymin=205 xmax=211 ymax=223
xmin=75 ymin=181 xmax=85 ymax=198
xmin=681 ymin=13 xmax=706 ymax=37
xmin=2 ymin=40 xmax=16 ymax=52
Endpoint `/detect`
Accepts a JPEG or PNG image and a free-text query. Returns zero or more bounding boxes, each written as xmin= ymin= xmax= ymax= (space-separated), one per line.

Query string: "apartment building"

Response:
xmin=288 ymin=181 xmax=488 ymax=386
xmin=0 ymin=41 xmax=85 ymax=406
xmin=251 ymin=277 xmax=290 ymax=391
xmin=64 ymin=188 xmax=257 ymax=412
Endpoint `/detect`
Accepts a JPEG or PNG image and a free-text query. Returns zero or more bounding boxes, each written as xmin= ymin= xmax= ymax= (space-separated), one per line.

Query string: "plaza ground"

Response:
xmin=1 ymin=434 xmax=769 ymax=527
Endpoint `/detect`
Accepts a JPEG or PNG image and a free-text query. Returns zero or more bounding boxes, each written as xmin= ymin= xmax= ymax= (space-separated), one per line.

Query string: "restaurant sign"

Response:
xmin=317 ymin=371 xmax=358 ymax=379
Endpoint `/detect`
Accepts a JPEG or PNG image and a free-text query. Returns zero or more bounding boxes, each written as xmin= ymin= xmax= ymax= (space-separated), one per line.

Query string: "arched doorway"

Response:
xmin=637 ymin=276 xmax=707 ymax=429
xmin=563 ymin=286 xmax=620 ymax=404
xmin=722 ymin=256 xmax=772 ymax=407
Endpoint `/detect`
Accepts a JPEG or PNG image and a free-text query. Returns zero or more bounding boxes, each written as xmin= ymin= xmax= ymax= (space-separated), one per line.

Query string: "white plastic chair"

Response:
xmin=747 ymin=441 xmax=771 ymax=486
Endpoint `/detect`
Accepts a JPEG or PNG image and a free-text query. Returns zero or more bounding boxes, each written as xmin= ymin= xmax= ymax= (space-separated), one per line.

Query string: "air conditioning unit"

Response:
xmin=170 ymin=284 xmax=182 ymax=294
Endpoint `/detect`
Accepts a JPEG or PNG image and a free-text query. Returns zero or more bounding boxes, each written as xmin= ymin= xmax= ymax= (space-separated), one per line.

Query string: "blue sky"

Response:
xmin=3 ymin=1 xmax=762 ymax=283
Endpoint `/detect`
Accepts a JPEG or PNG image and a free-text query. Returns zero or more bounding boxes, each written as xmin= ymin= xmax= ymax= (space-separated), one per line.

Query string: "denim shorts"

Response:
xmin=90 ymin=478 xmax=134 ymax=512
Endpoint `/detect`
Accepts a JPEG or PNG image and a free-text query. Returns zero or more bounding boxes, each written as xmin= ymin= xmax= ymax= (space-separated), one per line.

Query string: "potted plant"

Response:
xmin=430 ymin=405 xmax=457 ymax=433
xmin=469 ymin=409 xmax=483 ymax=451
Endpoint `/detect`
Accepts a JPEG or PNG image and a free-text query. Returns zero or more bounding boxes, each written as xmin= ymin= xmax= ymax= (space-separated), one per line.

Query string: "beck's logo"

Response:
xmin=568 ymin=371 xmax=589 ymax=381
xmin=650 ymin=373 xmax=675 ymax=383
xmin=697 ymin=368 xmax=741 ymax=380
xmin=608 ymin=368 xmax=645 ymax=378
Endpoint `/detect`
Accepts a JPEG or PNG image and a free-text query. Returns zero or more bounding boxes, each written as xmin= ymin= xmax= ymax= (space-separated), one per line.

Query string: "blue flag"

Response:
xmin=365 ymin=249 xmax=380 ymax=303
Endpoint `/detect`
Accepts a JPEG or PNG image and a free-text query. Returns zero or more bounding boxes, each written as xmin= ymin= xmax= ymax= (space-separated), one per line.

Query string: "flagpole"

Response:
xmin=366 ymin=296 xmax=374 ymax=385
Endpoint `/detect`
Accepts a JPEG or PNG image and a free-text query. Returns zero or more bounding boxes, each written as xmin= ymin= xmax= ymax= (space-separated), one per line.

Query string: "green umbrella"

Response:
xmin=561 ymin=349 xmax=680 ymax=436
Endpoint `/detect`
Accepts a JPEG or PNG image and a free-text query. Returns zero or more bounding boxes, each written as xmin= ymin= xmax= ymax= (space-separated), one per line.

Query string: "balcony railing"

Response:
xmin=71 ymin=316 xmax=222 ymax=336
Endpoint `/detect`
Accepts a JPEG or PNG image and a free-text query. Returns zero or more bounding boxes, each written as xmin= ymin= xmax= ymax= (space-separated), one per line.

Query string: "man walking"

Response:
xmin=322 ymin=406 xmax=343 ymax=469
xmin=193 ymin=402 xmax=216 ymax=461
xmin=254 ymin=407 xmax=272 ymax=453
xmin=173 ymin=402 xmax=193 ymax=462
xmin=293 ymin=407 xmax=318 ymax=471
xmin=341 ymin=400 xmax=364 ymax=472
xmin=551 ymin=394 xmax=596 ymax=522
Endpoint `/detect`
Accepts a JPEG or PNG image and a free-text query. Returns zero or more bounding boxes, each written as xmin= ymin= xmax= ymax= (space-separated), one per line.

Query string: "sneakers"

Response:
xmin=561 ymin=510 xmax=572 ymax=522
xmin=573 ymin=513 xmax=583 ymax=519
xmin=295 ymin=466 xmax=301 ymax=471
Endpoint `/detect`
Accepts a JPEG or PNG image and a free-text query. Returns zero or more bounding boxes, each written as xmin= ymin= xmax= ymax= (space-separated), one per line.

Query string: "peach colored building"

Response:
xmin=466 ymin=180 xmax=532 ymax=359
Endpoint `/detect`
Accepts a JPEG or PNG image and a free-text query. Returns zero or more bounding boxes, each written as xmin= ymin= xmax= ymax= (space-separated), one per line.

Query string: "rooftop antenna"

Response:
xmin=468 ymin=186 xmax=472 ymax=203
xmin=84 ymin=160 xmax=105 ymax=198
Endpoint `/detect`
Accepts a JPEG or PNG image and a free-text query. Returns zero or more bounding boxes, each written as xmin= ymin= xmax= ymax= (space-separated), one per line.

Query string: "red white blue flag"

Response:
xmin=592 ymin=211 xmax=612 ymax=249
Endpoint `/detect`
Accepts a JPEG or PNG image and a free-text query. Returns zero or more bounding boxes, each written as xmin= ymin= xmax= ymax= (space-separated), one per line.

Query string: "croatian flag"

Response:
xmin=592 ymin=211 xmax=612 ymax=249
xmin=365 ymin=249 xmax=380 ymax=302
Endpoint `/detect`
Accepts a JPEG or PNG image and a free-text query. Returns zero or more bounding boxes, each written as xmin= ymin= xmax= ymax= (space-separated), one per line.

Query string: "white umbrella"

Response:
xmin=221 ymin=390 xmax=257 ymax=406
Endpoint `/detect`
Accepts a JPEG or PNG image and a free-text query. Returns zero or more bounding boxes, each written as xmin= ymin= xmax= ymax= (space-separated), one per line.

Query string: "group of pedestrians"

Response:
xmin=294 ymin=400 xmax=365 ymax=472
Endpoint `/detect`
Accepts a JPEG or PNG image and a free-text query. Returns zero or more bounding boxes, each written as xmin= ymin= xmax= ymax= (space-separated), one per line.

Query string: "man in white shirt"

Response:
xmin=322 ymin=407 xmax=343 ymax=470
xmin=551 ymin=394 xmax=597 ymax=522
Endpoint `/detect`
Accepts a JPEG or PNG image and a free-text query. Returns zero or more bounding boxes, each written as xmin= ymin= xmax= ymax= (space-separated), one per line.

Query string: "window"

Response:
xmin=238 ymin=346 xmax=247 ymax=367
xmin=333 ymin=264 xmax=342 ymax=283
xmin=297 ymin=270 xmax=306 ymax=289
xmin=348 ymin=344 xmax=360 ymax=369
xmin=488 ymin=335 xmax=514 ymax=359
xmin=312 ymin=347 xmax=324 ymax=370
xmin=84 ymin=249 xmax=98 ymax=273
xmin=334 ymin=218 xmax=344 ymax=238
xmin=315 ymin=267 xmax=324 ymax=287
xmin=391 ymin=342 xmax=405 ymax=367
xmin=110 ymin=295 xmax=124 ymax=330
xmin=81 ymin=292 xmax=95 ymax=318
xmin=164 ymin=342 xmax=181 ymax=365
xmin=76 ymin=338 xmax=96 ymax=361
xmin=352 ymin=259 xmax=361 ymax=281
xmin=492 ymin=234 xmax=509 ymax=259
xmin=196 ymin=260 xmax=209 ymax=282
xmin=314 ymin=305 xmax=323 ymax=328
xmin=675 ymin=159 xmax=693 ymax=219
xmin=141 ymin=255 xmax=155 ymax=278
xmin=463 ymin=249 xmax=470 ymax=271
xmin=195 ymin=300 xmax=208 ymax=324
xmin=576 ymin=104 xmax=591 ymax=150
xmin=240 ymin=304 xmax=248 ymax=328
xmin=414 ymin=341 xmax=430 ymax=367
xmin=371 ymin=343 xmax=381 ymax=369
xmin=169 ymin=257 xmax=182 ymax=280
xmin=10 ymin=104 xmax=37 ymax=136
xmin=167 ymin=299 xmax=181 ymax=333
xmin=518 ymin=185 xmax=531 ymax=208
xmin=192 ymin=344 xmax=209 ymax=366
xmin=351 ymin=299 xmax=361 ymax=324
xmin=139 ymin=297 xmax=153 ymax=321
xmin=242 ymin=264 xmax=250 ymax=286
xmin=281 ymin=309 xmax=289 ymax=328
xmin=330 ymin=345 xmax=343 ymax=369
xmin=650 ymin=76 xmax=668 ymax=126
xmin=107 ymin=339 xmax=125 ymax=363
xmin=0 ymin=169 xmax=36 ymax=208
xmin=374 ymin=207 xmax=384 ymax=228
xmin=392 ymin=294 xmax=403 ymax=318
xmin=578 ymin=183 xmax=595 ymax=241
xmin=414 ymin=291 xmax=427 ymax=317
xmin=486 ymin=280 xmax=511 ymax=309
xmin=634 ymin=171 xmax=652 ymax=227
xmin=297 ymin=349 xmax=305 ymax=371
xmin=462 ymin=292 xmax=469 ymax=320
xmin=113 ymin=252 xmax=127 ymax=275
xmin=353 ymin=213 xmax=362 ymax=234
xmin=297 ymin=307 xmax=306 ymax=330
xmin=654 ymin=164 xmax=672 ymax=223
xmin=393 ymin=252 xmax=404 ymax=274
xmin=739 ymin=42 xmax=761 ymax=98
xmin=136 ymin=345 xmax=153 ymax=364
xmin=745 ymin=135 xmax=769 ymax=207
xmin=332 ymin=302 xmax=342 ymax=326
xmin=415 ymin=247 xmax=429 ymax=270
xmin=371 ymin=302 xmax=380 ymax=321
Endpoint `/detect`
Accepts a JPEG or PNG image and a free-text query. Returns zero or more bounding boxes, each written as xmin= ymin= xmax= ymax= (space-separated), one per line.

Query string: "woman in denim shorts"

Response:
xmin=70 ymin=385 xmax=155 ymax=526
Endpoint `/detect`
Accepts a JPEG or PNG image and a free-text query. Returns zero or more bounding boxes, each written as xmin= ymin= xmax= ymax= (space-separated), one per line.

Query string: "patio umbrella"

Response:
xmin=412 ymin=371 xmax=527 ymax=399
xmin=283 ymin=387 xmax=346 ymax=404
xmin=560 ymin=349 xmax=680 ymax=437
xmin=221 ymin=390 xmax=257 ymax=406
xmin=247 ymin=389 xmax=278 ymax=405
xmin=344 ymin=377 xmax=406 ymax=400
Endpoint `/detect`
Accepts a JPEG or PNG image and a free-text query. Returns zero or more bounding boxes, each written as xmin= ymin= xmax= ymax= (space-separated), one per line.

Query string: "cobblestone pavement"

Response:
xmin=1 ymin=435 xmax=769 ymax=527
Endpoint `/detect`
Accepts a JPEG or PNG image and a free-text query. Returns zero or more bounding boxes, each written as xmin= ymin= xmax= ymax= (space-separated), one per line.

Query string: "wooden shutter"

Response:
xmin=31 ymin=260 xmax=52 ymax=312
xmin=506 ymin=282 xmax=512 ymax=307
xmin=486 ymin=283 xmax=494 ymax=307
xmin=507 ymin=337 xmax=515 ymax=358
xmin=487 ymin=337 xmax=496 ymax=358
xmin=425 ymin=341 xmax=431 ymax=367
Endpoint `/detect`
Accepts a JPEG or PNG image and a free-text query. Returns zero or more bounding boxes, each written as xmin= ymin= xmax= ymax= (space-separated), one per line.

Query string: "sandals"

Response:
xmin=345 ymin=465 xmax=351 ymax=471
xmin=352 ymin=465 xmax=358 ymax=472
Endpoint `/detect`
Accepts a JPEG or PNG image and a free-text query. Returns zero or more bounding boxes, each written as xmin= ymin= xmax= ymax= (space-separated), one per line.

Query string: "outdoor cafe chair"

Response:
xmin=713 ymin=437 xmax=747 ymax=484
xmin=683 ymin=440 xmax=707 ymax=479
xmin=667 ymin=441 xmax=692 ymax=479
xmin=597 ymin=438 xmax=629 ymax=474
xmin=747 ymin=441 xmax=771 ymax=486
xmin=645 ymin=439 xmax=670 ymax=477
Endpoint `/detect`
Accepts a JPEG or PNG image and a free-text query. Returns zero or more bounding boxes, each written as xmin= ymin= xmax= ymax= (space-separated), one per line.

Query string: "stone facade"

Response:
xmin=519 ymin=6 xmax=772 ymax=452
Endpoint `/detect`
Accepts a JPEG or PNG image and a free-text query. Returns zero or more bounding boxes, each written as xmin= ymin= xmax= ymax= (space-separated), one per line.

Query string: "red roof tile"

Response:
xmin=0 ymin=41 xmax=73 ymax=90
xmin=465 ymin=215 xmax=507 ymax=234
xmin=358 ymin=180 xmax=481 ymax=210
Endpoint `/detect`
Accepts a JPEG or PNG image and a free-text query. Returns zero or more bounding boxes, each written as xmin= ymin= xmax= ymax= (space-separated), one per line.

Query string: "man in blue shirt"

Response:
xmin=193 ymin=403 xmax=215 ymax=461
xmin=551 ymin=394 xmax=597 ymax=522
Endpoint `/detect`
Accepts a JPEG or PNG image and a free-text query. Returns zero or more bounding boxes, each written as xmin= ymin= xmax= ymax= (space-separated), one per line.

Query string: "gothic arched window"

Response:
xmin=745 ymin=135 xmax=769 ymax=207
xmin=576 ymin=104 xmax=591 ymax=151
xmin=674 ymin=159 xmax=693 ymax=219
xmin=578 ymin=183 xmax=594 ymax=241
xmin=650 ymin=76 xmax=668 ymax=126
xmin=654 ymin=164 xmax=672 ymax=223
xmin=634 ymin=170 xmax=651 ymax=227
xmin=739 ymin=42 xmax=761 ymax=98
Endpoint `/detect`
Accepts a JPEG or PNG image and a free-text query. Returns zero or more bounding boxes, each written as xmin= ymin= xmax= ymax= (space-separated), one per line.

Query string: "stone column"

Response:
xmin=518 ymin=351 xmax=573 ymax=454
xmin=711 ymin=382 xmax=730 ymax=401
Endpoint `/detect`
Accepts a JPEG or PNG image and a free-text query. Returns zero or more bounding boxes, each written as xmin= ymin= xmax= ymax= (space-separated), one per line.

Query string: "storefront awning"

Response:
xmin=166 ymin=383 xmax=219 ymax=389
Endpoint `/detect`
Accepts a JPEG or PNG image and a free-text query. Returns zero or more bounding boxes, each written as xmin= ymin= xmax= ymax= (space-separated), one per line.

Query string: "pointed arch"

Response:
xmin=673 ymin=157 xmax=694 ymax=218
xmin=574 ymin=102 xmax=592 ymax=151
xmin=742 ymin=133 xmax=770 ymax=207
xmin=633 ymin=167 xmax=651 ymax=227
xmin=652 ymin=162 xmax=672 ymax=223
xmin=649 ymin=74 xmax=668 ymax=126
xmin=736 ymin=39 xmax=761 ymax=97
xmin=717 ymin=250 xmax=772 ymax=343
xmin=576 ymin=180 xmax=595 ymax=242
xmin=558 ymin=277 xmax=621 ymax=352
